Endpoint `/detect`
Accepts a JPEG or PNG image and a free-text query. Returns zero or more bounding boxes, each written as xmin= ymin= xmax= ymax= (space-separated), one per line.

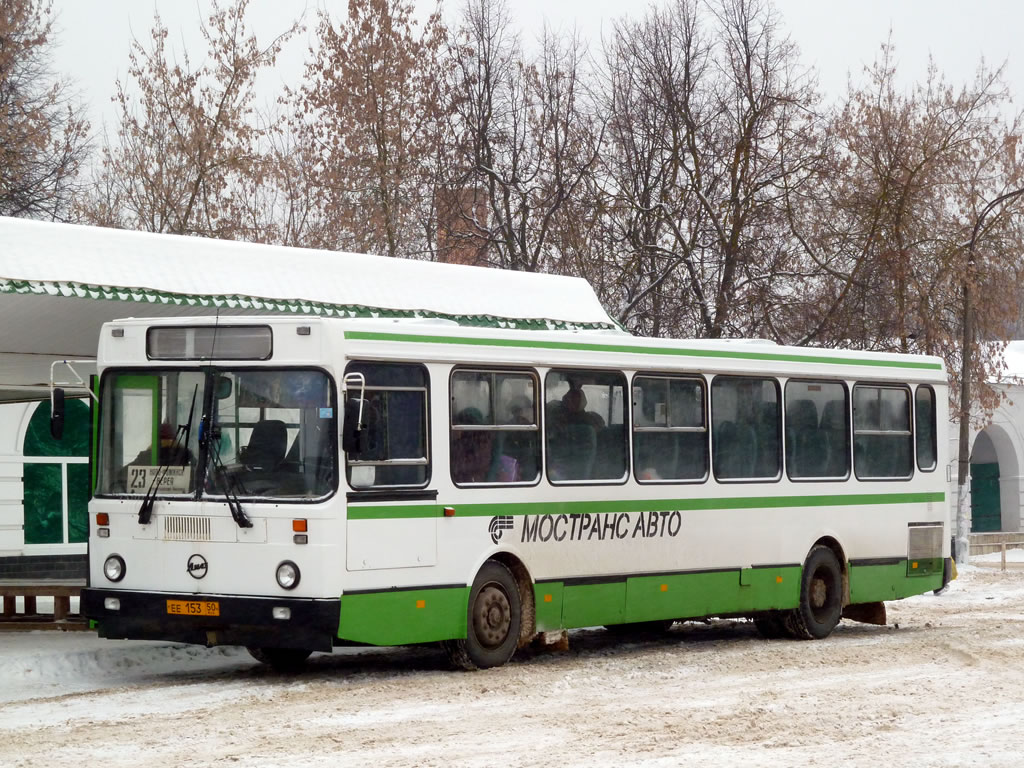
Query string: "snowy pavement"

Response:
xmin=2 ymin=566 xmax=1024 ymax=767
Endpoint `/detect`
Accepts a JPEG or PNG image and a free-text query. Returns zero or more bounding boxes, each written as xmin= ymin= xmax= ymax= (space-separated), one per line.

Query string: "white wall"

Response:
xmin=0 ymin=402 xmax=31 ymax=554
xmin=952 ymin=383 xmax=1024 ymax=533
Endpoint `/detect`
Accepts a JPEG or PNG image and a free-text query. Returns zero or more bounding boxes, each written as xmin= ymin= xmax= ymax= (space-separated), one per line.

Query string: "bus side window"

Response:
xmin=546 ymin=369 xmax=627 ymax=483
xmin=450 ymin=369 xmax=539 ymax=486
xmin=711 ymin=376 xmax=781 ymax=481
xmin=632 ymin=375 xmax=708 ymax=483
xmin=345 ymin=362 xmax=430 ymax=489
xmin=785 ymin=380 xmax=849 ymax=481
xmin=915 ymin=385 xmax=937 ymax=471
xmin=853 ymin=384 xmax=913 ymax=480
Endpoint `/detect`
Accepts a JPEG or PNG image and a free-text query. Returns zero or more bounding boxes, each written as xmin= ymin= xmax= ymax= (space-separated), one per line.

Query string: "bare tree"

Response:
xmin=790 ymin=43 xmax=1024 ymax=415
xmin=598 ymin=0 xmax=824 ymax=338
xmin=80 ymin=0 xmax=296 ymax=238
xmin=443 ymin=0 xmax=602 ymax=271
xmin=294 ymin=0 xmax=445 ymax=258
xmin=0 ymin=0 xmax=89 ymax=220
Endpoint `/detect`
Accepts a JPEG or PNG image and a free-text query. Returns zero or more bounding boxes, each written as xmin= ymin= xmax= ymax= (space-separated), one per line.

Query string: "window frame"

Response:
xmin=783 ymin=378 xmax=851 ymax=482
xmin=146 ymin=325 xmax=273 ymax=361
xmin=710 ymin=374 xmax=783 ymax=484
xmin=852 ymin=382 xmax=914 ymax=482
xmin=344 ymin=360 xmax=431 ymax=490
xmin=95 ymin=365 xmax=339 ymax=503
xmin=202 ymin=365 xmax=339 ymax=504
xmin=544 ymin=367 xmax=630 ymax=487
xmin=631 ymin=372 xmax=709 ymax=485
xmin=914 ymin=384 xmax=938 ymax=473
xmin=449 ymin=366 xmax=542 ymax=488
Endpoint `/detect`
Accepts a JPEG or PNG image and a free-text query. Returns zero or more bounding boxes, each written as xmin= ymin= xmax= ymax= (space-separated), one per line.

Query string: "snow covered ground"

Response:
xmin=2 ymin=566 xmax=1024 ymax=768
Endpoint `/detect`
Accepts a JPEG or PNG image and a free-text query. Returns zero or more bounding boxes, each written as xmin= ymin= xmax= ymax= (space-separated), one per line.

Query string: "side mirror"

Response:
xmin=342 ymin=398 xmax=368 ymax=454
xmin=50 ymin=388 xmax=66 ymax=439
xmin=214 ymin=375 xmax=233 ymax=400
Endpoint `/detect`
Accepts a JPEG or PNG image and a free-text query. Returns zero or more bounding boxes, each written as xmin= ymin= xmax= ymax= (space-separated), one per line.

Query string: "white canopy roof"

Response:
xmin=0 ymin=217 xmax=618 ymax=402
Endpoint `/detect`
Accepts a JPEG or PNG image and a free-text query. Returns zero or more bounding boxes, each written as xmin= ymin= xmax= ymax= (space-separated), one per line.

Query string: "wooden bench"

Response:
xmin=0 ymin=579 xmax=89 ymax=631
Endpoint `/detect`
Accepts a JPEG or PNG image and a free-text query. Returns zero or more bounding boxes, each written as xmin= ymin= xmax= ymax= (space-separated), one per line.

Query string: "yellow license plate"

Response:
xmin=166 ymin=599 xmax=220 ymax=617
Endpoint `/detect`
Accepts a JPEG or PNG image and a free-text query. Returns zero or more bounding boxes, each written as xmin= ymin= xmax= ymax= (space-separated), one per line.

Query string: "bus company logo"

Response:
xmin=488 ymin=515 xmax=514 ymax=544
xmin=187 ymin=554 xmax=209 ymax=579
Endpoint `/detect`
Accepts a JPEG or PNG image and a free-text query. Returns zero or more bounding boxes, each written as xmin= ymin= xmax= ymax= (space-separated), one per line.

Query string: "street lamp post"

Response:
xmin=955 ymin=187 xmax=1024 ymax=565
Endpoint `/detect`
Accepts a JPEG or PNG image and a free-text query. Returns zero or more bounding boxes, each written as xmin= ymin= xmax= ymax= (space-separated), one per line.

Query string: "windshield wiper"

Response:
xmin=138 ymin=389 xmax=198 ymax=525
xmin=204 ymin=422 xmax=253 ymax=529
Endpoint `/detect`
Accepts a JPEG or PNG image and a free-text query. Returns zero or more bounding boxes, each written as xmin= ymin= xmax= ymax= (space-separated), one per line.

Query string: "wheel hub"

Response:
xmin=473 ymin=584 xmax=511 ymax=649
xmin=810 ymin=577 xmax=828 ymax=609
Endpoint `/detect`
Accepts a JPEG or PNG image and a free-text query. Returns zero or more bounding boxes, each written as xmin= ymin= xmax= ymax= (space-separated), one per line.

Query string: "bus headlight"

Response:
xmin=276 ymin=561 xmax=300 ymax=590
xmin=103 ymin=555 xmax=126 ymax=582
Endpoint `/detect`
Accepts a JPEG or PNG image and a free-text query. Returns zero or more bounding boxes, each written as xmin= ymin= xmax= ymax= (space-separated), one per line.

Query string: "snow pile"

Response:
xmin=0 ymin=633 xmax=252 ymax=707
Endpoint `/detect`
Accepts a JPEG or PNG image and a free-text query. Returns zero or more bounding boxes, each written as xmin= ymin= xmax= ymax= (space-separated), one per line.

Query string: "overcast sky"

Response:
xmin=49 ymin=0 xmax=1024 ymax=134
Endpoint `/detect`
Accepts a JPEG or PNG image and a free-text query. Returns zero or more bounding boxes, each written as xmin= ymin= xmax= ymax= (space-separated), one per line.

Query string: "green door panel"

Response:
xmin=970 ymin=462 xmax=1001 ymax=532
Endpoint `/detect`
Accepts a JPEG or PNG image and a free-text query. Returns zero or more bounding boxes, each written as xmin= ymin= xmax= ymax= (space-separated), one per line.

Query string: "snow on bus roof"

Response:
xmin=0 ymin=217 xmax=619 ymax=332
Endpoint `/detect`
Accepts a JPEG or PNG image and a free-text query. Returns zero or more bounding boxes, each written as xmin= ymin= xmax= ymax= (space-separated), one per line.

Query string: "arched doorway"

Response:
xmin=22 ymin=399 xmax=90 ymax=545
xmin=970 ymin=425 xmax=1021 ymax=533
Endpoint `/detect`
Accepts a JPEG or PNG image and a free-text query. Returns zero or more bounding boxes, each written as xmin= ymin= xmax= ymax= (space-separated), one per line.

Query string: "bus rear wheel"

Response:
xmin=444 ymin=560 xmax=522 ymax=671
xmin=785 ymin=545 xmax=843 ymax=640
xmin=247 ymin=647 xmax=312 ymax=673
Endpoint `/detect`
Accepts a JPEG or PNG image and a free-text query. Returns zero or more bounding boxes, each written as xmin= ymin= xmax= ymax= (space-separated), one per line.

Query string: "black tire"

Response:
xmin=754 ymin=612 xmax=789 ymax=639
xmin=785 ymin=545 xmax=843 ymax=640
xmin=443 ymin=561 xmax=522 ymax=671
xmin=247 ymin=647 xmax=312 ymax=673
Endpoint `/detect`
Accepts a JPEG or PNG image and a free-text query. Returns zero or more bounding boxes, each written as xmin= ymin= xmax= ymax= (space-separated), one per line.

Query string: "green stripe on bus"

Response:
xmin=347 ymin=491 xmax=945 ymax=520
xmin=343 ymin=331 xmax=944 ymax=370
xmin=338 ymin=586 xmax=469 ymax=645
xmin=335 ymin=561 xmax=942 ymax=645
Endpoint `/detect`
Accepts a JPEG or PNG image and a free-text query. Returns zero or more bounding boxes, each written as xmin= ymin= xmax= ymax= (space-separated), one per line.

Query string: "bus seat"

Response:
xmin=241 ymin=420 xmax=287 ymax=471
xmin=755 ymin=402 xmax=780 ymax=477
xmin=819 ymin=399 xmax=848 ymax=476
xmin=854 ymin=400 xmax=880 ymax=476
xmin=635 ymin=430 xmax=679 ymax=481
xmin=714 ymin=420 xmax=757 ymax=478
xmin=786 ymin=399 xmax=827 ymax=477
xmin=550 ymin=422 xmax=596 ymax=481
xmin=593 ymin=424 xmax=627 ymax=479
xmin=879 ymin=399 xmax=911 ymax=476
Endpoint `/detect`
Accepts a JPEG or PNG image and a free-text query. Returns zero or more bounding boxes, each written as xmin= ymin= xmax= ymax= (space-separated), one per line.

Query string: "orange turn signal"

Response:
xmin=292 ymin=519 xmax=308 ymax=533
xmin=96 ymin=513 xmax=110 ymax=526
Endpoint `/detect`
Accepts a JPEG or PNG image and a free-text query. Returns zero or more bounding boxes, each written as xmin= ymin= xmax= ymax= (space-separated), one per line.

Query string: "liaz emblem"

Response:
xmin=488 ymin=515 xmax=514 ymax=544
xmin=187 ymin=554 xmax=209 ymax=579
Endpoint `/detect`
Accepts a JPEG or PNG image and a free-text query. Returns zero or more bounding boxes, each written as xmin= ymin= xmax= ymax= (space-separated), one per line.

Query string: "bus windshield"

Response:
xmin=96 ymin=368 xmax=337 ymax=500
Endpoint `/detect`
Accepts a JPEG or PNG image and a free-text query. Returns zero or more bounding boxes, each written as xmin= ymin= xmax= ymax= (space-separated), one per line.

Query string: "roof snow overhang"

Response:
xmin=0 ymin=217 xmax=619 ymax=403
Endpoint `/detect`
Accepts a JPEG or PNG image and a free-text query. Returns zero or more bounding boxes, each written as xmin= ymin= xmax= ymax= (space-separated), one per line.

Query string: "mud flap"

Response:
xmin=841 ymin=601 xmax=887 ymax=626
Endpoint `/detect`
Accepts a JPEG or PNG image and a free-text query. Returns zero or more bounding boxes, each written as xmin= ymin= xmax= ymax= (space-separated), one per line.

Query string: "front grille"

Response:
xmin=162 ymin=515 xmax=212 ymax=542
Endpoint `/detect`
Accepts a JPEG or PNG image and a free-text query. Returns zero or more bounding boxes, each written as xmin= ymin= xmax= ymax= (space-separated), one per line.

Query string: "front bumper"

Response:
xmin=82 ymin=588 xmax=340 ymax=651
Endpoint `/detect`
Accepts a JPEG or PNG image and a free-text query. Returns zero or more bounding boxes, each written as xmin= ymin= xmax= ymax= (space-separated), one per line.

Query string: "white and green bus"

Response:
xmin=77 ymin=314 xmax=951 ymax=670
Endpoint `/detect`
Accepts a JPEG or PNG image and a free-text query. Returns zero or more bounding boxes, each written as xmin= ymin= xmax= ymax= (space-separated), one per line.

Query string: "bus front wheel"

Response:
xmin=444 ymin=560 xmax=522 ymax=670
xmin=785 ymin=545 xmax=843 ymax=640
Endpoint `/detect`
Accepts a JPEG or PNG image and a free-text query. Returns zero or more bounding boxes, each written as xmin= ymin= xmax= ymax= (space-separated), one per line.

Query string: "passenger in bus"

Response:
xmin=561 ymin=387 xmax=605 ymax=429
xmin=451 ymin=407 xmax=519 ymax=483
xmin=127 ymin=423 xmax=192 ymax=468
xmin=547 ymin=390 xmax=599 ymax=481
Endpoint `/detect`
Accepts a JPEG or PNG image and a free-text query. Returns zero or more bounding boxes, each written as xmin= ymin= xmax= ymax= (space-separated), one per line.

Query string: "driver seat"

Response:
xmin=242 ymin=420 xmax=287 ymax=471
